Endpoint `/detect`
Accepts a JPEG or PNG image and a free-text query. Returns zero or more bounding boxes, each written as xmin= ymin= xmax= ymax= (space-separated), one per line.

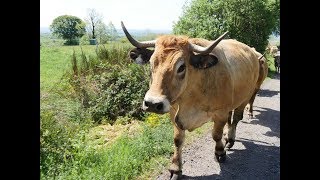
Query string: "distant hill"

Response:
xmin=40 ymin=27 xmax=51 ymax=33
xmin=40 ymin=26 xmax=171 ymax=36
xmin=41 ymin=26 xmax=279 ymax=45
xmin=116 ymin=29 xmax=172 ymax=37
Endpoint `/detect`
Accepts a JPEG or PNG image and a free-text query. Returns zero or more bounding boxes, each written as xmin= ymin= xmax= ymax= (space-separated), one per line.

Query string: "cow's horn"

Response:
xmin=121 ymin=21 xmax=156 ymax=48
xmin=190 ymin=31 xmax=228 ymax=54
xmin=258 ymin=51 xmax=267 ymax=60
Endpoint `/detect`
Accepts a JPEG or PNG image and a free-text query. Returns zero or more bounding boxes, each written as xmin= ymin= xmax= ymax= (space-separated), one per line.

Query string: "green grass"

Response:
xmin=137 ymin=121 xmax=213 ymax=179
xmin=40 ymin=37 xmax=170 ymax=179
xmin=51 ymin=116 xmax=174 ymax=179
xmin=45 ymin=114 xmax=212 ymax=180
xmin=41 ymin=45 xmax=96 ymax=92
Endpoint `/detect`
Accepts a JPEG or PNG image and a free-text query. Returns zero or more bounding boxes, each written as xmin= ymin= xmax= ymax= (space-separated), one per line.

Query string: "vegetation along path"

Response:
xmin=156 ymin=73 xmax=280 ymax=179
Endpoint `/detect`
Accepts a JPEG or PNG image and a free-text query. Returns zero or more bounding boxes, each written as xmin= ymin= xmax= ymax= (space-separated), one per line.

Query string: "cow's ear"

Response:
xmin=190 ymin=53 xmax=218 ymax=69
xmin=129 ymin=48 xmax=154 ymax=65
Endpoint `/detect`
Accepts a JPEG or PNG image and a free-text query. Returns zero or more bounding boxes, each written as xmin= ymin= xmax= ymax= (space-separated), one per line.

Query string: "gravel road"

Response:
xmin=156 ymin=73 xmax=280 ymax=180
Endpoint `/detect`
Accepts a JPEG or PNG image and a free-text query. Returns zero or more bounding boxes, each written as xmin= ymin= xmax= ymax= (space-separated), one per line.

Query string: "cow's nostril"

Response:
xmin=156 ymin=103 xmax=163 ymax=111
xmin=144 ymin=100 xmax=151 ymax=107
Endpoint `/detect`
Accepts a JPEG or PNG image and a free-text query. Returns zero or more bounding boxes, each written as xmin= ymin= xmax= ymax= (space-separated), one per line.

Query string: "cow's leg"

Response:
xmin=223 ymin=111 xmax=233 ymax=143
xmin=247 ymin=89 xmax=259 ymax=119
xmin=226 ymin=103 xmax=246 ymax=149
xmin=169 ymin=111 xmax=185 ymax=179
xmin=212 ymin=120 xmax=227 ymax=163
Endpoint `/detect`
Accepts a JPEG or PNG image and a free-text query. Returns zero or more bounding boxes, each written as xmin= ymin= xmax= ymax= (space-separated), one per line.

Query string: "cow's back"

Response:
xmin=212 ymin=39 xmax=260 ymax=109
xmin=173 ymin=39 xmax=261 ymax=130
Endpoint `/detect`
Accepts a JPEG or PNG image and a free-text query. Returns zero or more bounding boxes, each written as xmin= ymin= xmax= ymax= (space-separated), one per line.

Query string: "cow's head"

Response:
xmin=129 ymin=47 xmax=154 ymax=64
xmin=122 ymin=21 xmax=228 ymax=114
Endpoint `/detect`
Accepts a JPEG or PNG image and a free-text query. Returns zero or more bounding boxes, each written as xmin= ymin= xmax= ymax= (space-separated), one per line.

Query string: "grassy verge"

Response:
xmin=40 ymin=37 xmax=170 ymax=179
xmin=49 ymin=114 xmax=174 ymax=179
xmin=137 ymin=121 xmax=213 ymax=179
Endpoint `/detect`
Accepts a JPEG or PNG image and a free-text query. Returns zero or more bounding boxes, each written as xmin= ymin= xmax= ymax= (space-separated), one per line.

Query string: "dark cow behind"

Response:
xmin=274 ymin=51 xmax=280 ymax=73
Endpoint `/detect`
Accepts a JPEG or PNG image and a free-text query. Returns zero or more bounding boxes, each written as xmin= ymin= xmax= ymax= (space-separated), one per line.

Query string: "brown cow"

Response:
xmin=121 ymin=22 xmax=267 ymax=179
xmin=266 ymin=45 xmax=278 ymax=55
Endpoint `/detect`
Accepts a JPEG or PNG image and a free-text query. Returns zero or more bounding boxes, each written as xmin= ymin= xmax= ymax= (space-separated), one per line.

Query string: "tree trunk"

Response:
xmin=92 ymin=25 xmax=95 ymax=39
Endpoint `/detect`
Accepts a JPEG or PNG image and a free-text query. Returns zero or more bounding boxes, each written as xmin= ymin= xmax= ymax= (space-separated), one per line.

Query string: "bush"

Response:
xmin=64 ymin=38 xmax=80 ymax=45
xmin=40 ymin=107 xmax=91 ymax=177
xmin=89 ymin=63 xmax=149 ymax=122
xmin=66 ymin=44 xmax=150 ymax=124
xmin=80 ymin=35 xmax=90 ymax=45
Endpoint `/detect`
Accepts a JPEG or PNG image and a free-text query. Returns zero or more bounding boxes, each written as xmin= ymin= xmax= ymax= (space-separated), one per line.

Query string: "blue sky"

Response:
xmin=40 ymin=0 xmax=189 ymax=30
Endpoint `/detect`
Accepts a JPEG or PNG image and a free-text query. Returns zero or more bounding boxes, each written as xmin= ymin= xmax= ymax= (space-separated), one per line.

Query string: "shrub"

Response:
xmin=80 ymin=35 xmax=90 ymax=45
xmin=40 ymin=110 xmax=90 ymax=176
xmin=88 ymin=63 xmax=149 ymax=123
xmin=65 ymin=44 xmax=150 ymax=124
xmin=64 ymin=38 xmax=80 ymax=45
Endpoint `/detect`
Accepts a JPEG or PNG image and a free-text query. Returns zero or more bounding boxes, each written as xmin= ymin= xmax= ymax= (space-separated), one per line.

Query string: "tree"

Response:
xmin=85 ymin=9 xmax=103 ymax=39
xmin=106 ymin=22 xmax=118 ymax=41
xmin=50 ymin=15 xmax=86 ymax=45
xmin=173 ymin=0 xmax=280 ymax=53
xmin=95 ymin=22 xmax=110 ymax=44
xmin=270 ymin=0 xmax=280 ymax=36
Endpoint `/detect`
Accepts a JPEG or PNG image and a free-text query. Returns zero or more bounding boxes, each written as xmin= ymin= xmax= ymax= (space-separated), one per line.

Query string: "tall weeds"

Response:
xmin=66 ymin=44 xmax=150 ymax=123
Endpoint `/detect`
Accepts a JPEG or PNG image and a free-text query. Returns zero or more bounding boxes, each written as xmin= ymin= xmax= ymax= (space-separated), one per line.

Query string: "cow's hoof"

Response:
xmin=170 ymin=170 xmax=182 ymax=180
xmin=226 ymin=139 xmax=235 ymax=149
xmin=215 ymin=152 xmax=226 ymax=163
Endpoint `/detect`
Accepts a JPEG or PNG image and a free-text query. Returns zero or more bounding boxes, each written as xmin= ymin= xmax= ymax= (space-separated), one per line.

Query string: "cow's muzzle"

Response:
xmin=142 ymin=93 xmax=170 ymax=114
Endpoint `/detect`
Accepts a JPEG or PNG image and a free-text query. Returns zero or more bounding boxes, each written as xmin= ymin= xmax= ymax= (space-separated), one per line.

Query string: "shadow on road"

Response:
xmin=257 ymin=89 xmax=279 ymax=97
xmin=181 ymin=139 xmax=280 ymax=180
xmin=181 ymin=107 xmax=280 ymax=179
xmin=273 ymin=72 xmax=280 ymax=80
xmin=243 ymin=106 xmax=280 ymax=138
xmin=269 ymin=72 xmax=280 ymax=80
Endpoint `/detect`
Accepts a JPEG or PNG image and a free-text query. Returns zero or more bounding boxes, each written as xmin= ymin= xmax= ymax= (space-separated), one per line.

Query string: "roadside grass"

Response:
xmin=40 ymin=38 xmax=174 ymax=179
xmin=137 ymin=121 xmax=213 ymax=179
xmin=52 ymin=114 xmax=212 ymax=180
xmin=52 ymin=114 xmax=174 ymax=179
xmin=40 ymin=43 xmax=130 ymax=92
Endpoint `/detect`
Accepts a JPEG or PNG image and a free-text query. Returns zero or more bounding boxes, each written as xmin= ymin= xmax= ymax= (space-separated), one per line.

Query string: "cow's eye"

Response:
xmin=177 ymin=64 xmax=185 ymax=74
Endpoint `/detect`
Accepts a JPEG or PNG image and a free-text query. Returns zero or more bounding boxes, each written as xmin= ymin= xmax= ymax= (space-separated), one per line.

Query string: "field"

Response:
xmin=40 ymin=33 xmax=279 ymax=179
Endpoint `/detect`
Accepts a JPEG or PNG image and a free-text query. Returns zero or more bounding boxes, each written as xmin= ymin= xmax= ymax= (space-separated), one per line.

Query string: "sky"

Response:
xmin=40 ymin=0 xmax=189 ymax=30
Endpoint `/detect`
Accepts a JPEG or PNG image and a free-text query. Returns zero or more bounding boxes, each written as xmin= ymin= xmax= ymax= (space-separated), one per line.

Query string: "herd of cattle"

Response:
xmin=121 ymin=22 xmax=278 ymax=180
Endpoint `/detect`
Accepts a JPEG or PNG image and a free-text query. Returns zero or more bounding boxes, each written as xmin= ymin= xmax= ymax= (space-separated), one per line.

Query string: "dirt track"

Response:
xmin=156 ymin=73 xmax=280 ymax=179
